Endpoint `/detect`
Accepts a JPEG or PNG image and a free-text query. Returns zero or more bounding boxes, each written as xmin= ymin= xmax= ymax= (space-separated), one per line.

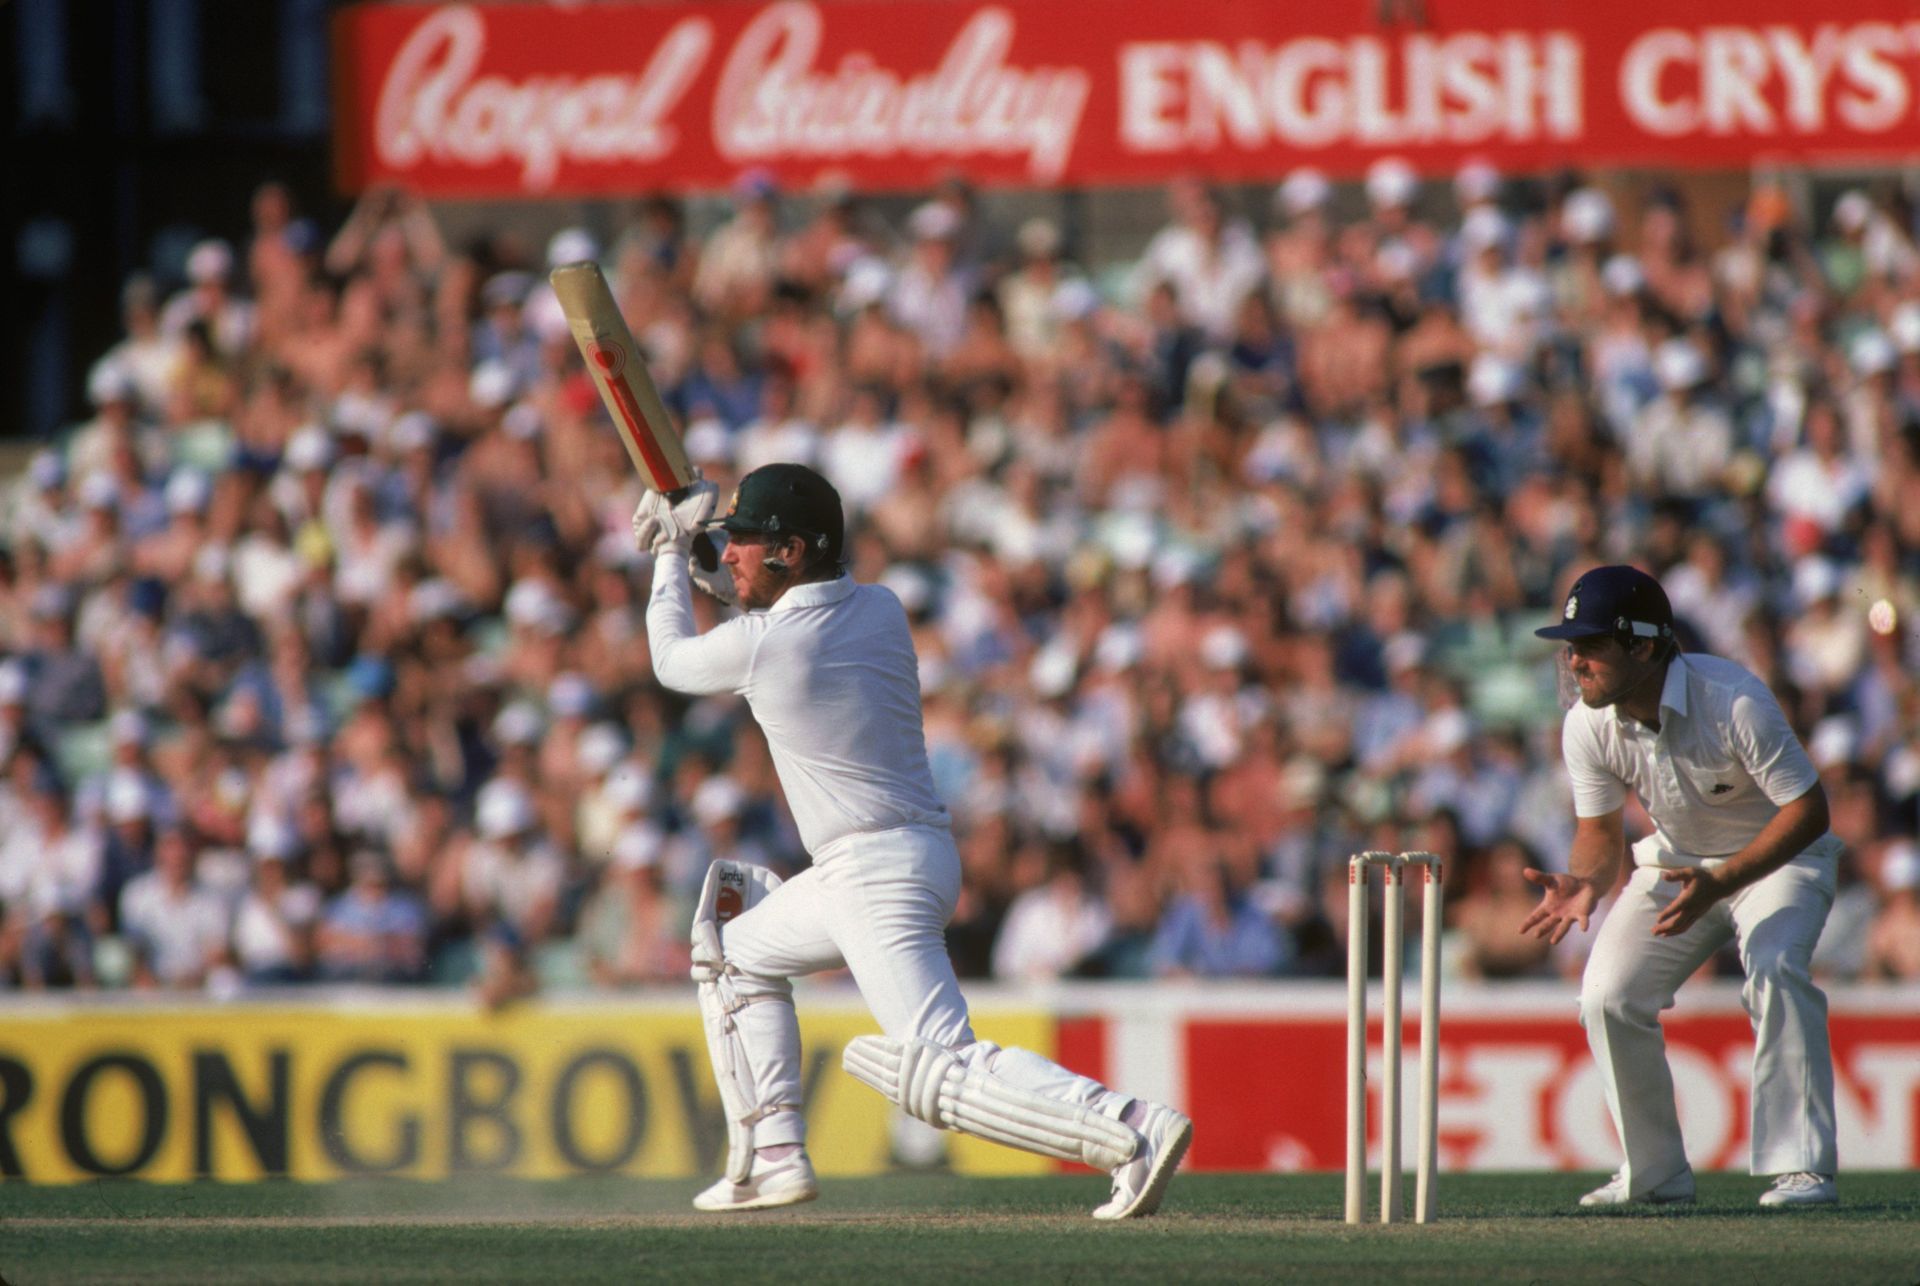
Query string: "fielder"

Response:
xmin=633 ymin=462 xmax=1191 ymax=1217
xmin=1524 ymin=565 xmax=1840 ymax=1208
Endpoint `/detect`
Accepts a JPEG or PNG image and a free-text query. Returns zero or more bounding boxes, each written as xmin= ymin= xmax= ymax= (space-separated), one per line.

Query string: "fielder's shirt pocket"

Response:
xmin=1679 ymin=759 xmax=1742 ymax=805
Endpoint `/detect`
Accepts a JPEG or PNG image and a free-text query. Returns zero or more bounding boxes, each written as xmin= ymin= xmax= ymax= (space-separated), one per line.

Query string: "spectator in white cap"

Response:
xmin=67 ymin=358 xmax=144 ymax=480
xmin=1365 ymin=156 xmax=1420 ymax=235
xmin=999 ymin=216 xmax=1076 ymax=363
xmin=1132 ymin=178 xmax=1264 ymax=343
xmin=663 ymin=773 xmax=770 ymax=901
xmin=1821 ymin=190 xmax=1918 ymax=291
xmin=89 ymin=761 xmax=161 ymax=923
xmin=1276 ymin=167 xmax=1332 ymax=222
xmin=1466 ymin=353 xmax=1538 ymax=485
xmin=232 ymin=819 xmax=321 ymax=984
xmin=1628 ymin=338 xmax=1732 ymax=500
xmin=128 ymin=468 xmax=211 ymax=585
xmin=171 ymin=543 xmax=266 ymax=702
xmin=1454 ymin=159 xmax=1502 ymax=213
xmin=1456 ymin=206 xmax=1530 ymax=351
xmin=1782 ymin=555 xmax=1867 ymax=701
xmin=329 ymin=476 xmax=416 ymax=616
xmin=473 ymin=270 xmax=541 ymax=389
xmin=101 ymin=273 xmax=183 ymax=416
xmin=461 ymin=389 xmax=547 ymax=548
xmin=579 ymin=822 xmax=687 ymax=986
xmin=1267 ymin=169 xmax=1336 ymax=329
xmin=102 ymin=708 xmax=172 ymax=810
xmin=1561 ymin=188 xmax=1616 ymax=249
xmin=888 ymin=200 xmax=975 ymax=358
xmin=161 ymin=237 xmax=255 ymax=356
xmin=1767 ymin=398 xmax=1872 ymax=556
xmin=490 ymin=696 xmax=546 ymax=779
xmin=537 ymin=671 xmax=599 ymax=796
xmin=1550 ymin=187 xmax=1620 ymax=323
xmin=438 ymin=777 xmax=567 ymax=948
xmin=6 ymin=448 xmax=73 ymax=552
xmin=694 ymin=173 xmax=780 ymax=320
xmin=0 ymin=773 xmax=103 ymax=938
xmin=1861 ymin=841 xmax=1920 ymax=981
xmin=574 ymin=725 xmax=639 ymax=860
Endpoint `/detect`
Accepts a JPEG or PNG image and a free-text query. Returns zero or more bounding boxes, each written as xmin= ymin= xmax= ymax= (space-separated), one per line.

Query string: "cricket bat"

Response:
xmin=550 ymin=260 xmax=695 ymax=494
xmin=549 ymin=260 xmax=715 ymax=565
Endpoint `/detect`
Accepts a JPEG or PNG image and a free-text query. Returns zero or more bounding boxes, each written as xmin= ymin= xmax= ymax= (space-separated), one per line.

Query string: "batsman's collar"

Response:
xmin=771 ymin=574 xmax=854 ymax=614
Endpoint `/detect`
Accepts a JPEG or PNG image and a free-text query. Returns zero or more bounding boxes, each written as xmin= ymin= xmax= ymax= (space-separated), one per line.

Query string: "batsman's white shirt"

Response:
xmin=1560 ymin=652 xmax=1837 ymax=865
xmin=647 ymin=550 xmax=949 ymax=853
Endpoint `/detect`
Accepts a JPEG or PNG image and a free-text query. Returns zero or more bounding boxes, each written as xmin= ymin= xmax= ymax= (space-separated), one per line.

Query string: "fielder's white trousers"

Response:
xmin=720 ymin=823 xmax=1119 ymax=1149
xmin=1579 ymin=840 xmax=1839 ymax=1193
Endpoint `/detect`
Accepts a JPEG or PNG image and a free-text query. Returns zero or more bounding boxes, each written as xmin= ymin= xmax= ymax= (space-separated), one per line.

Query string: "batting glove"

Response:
xmin=631 ymin=478 xmax=719 ymax=556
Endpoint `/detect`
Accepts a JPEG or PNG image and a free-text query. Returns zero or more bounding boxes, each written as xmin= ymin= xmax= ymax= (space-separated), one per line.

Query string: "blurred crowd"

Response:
xmin=2 ymin=160 xmax=1918 ymax=1001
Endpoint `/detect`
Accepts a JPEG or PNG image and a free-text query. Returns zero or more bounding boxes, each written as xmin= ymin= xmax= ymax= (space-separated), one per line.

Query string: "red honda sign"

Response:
xmin=1048 ymin=985 xmax=1920 ymax=1172
xmin=333 ymin=0 xmax=1920 ymax=197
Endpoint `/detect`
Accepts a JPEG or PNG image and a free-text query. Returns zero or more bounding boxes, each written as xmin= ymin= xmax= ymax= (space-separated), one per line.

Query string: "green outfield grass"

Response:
xmin=2 ymin=1172 xmax=1916 ymax=1285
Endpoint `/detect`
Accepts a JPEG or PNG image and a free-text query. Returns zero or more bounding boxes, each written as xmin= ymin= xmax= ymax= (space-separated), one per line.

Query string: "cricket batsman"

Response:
xmin=633 ymin=462 xmax=1191 ymax=1217
xmin=1523 ymin=565 xmax=1841 ymax=1208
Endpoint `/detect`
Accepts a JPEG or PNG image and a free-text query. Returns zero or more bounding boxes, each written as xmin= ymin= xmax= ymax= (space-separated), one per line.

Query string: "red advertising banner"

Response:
xmin=1049 ymin=985 xmax=1920 ymax=1173
xmin=332 ymin=0 xmax=1920 ymax=198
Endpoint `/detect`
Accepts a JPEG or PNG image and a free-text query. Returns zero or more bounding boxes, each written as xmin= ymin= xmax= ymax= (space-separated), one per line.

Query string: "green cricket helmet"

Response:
xmin=712 ymin=463 xmax=846 ymax=564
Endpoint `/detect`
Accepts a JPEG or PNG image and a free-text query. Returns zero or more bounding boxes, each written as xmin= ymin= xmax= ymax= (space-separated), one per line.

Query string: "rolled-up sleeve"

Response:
xmin=1728 ymin=689 xmax=1819 ymax=806
xmin=1563 ymin=710 xmax=1626 ymax=818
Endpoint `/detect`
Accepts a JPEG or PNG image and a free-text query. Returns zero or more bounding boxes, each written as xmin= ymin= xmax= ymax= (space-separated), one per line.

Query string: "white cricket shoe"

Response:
xmin=1578 ymin=1169 xmax=1695 ymax=1207
xmin=692 ymin=1151 xmax=819 ymax=1212
xmin=1093 ymin=1103 xmax=1192 ymax=1220
xmin=1758 ymin=1172 xmax=1837 ymax=1208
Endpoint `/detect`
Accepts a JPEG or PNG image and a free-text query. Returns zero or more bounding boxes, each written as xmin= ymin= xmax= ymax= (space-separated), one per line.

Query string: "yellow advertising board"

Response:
xmin=0 ymin=998 xmax=1055 ymax=1184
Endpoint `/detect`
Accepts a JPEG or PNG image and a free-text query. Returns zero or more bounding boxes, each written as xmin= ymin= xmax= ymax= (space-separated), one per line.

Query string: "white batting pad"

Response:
xmin=692 ymin=860 xmax=790 ymax=1183
xmin=843 ymin=1035 xmax=1139 ymax=1171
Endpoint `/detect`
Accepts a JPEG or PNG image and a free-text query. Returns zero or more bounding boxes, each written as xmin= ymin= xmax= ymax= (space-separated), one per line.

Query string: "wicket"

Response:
xmin=1345 ymin=851 xmax=1443 ymax=1225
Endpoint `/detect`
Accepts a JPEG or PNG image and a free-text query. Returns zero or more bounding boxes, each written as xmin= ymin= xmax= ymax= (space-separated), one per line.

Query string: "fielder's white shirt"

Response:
xmin=1561 ymin=652 xmax=1830 ymax=864
xmin=648 ymin=550 xmax=949 ymax=854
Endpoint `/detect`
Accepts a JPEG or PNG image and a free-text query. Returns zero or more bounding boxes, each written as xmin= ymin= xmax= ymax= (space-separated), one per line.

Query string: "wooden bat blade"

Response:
xmin=549 ymin=261 xmax=694 ymax=496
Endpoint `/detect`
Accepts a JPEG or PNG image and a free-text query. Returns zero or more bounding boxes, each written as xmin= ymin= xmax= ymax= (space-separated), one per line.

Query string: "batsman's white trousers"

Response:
xmin=1579 ymin=839 xmax=1839 ymax=1193
xmin=719 ymin=823 xmax=1116 ymax=1149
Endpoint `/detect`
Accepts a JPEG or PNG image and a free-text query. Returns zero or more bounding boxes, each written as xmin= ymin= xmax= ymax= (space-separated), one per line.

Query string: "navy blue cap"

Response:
xmin=1536 ymin=565 xmax=1675 ymax=643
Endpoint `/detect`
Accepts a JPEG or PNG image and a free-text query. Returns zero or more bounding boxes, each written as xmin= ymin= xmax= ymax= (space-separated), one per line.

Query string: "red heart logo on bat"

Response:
xmin=587 ymin=340 xmax=625 ymax=377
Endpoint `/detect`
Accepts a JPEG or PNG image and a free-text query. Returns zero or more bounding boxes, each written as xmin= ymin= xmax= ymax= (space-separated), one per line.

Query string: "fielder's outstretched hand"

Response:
xmin=1519 ymin=869 xmax=1602 ymax=945
xmin=1652 ymin=867 xmax=1728 ymax=938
